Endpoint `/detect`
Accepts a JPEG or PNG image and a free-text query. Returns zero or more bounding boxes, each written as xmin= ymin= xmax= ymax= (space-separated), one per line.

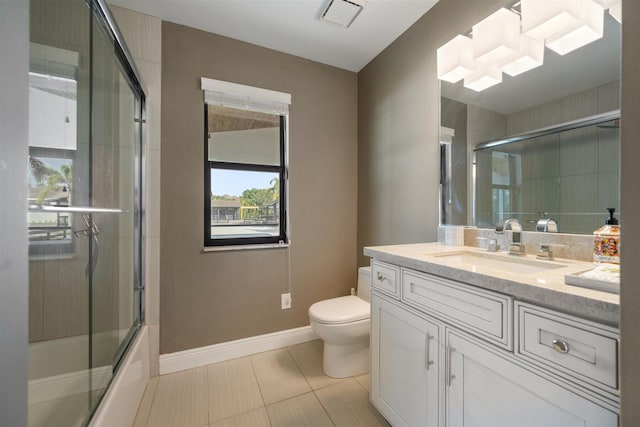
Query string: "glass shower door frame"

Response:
xmin=88 ymin=0 xmax=146 ymax=406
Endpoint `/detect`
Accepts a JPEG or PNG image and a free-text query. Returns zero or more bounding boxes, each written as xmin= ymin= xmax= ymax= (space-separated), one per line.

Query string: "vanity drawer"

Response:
xmin=401 ymin=269 xmax=513 ymax=349
xmin=371 ymin=260 xmax=400 ymax=299
xmin=516 ymin=303 xmax=619 ymax=391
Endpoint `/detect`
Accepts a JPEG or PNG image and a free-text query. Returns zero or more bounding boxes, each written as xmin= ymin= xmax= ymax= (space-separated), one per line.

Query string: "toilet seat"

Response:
xmin=309 ymin=296 xmax=370 ymax=325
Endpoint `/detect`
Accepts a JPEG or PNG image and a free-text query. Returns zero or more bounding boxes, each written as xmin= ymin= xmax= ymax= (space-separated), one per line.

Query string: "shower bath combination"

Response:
xmin=27 ymin=0 xmax=146 ymax=425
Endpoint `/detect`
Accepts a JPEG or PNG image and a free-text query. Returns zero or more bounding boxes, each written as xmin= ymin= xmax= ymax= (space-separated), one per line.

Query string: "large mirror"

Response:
xmin=440 ymin=2 xmax=621 ymax=234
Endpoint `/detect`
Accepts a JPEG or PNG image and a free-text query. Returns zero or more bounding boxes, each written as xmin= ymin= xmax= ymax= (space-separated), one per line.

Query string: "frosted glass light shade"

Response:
xmin=472 ymin=8 xmax=521 ymax=67
xmin=545 ymin=2 xmax=603 ymax=55
xmin=501 ymin=34 xmax=545 ymax=76
xmin=592 ymin=0 xmax=620 ymax=7
xmin=437 ymin=35 xmax=476 ymax=83
xmin=464 ymin=63 xmax=502 ymax=92
xmin=522 ymin=0 xmax=604 ymax=55
xmin=609 ymin=4 xmax=621 ymax=23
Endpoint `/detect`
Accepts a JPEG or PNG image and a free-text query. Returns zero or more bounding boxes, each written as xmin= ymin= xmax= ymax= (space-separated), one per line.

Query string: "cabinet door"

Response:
xmin=371 ymin=294 xmax=441 ymax=427
xmin=446 ymin=330 xmax=617 ymax=427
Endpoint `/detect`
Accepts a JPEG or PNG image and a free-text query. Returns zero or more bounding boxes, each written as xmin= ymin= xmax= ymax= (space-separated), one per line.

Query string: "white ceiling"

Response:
xmin=109 ymin=0 xmax=440 ymax=72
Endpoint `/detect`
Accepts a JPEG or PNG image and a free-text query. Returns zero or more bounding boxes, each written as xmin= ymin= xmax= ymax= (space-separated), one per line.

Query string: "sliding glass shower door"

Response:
xmin=28 ymin=0 xmax=144 ymax=425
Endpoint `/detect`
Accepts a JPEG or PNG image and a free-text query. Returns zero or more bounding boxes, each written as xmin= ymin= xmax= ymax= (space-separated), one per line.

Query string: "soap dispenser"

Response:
xmin=593 ymin=208 xmax=620 ymax=265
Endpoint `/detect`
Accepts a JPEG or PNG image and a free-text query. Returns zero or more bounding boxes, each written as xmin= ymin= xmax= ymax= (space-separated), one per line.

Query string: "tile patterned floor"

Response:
xmin=133 ymin=340 xmax=390 ymax=427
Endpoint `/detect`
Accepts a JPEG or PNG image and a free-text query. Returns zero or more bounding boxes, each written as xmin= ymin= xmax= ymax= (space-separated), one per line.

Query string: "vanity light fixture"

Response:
xmin=521 ymin=0 xmax=604 ymax=55
xmin=471 ymin=7 xmax=545 ymax=77
xmin=472 ymin=8 xmax=522 ymax=67
xmin=437 ymin=35 xmax=476 ymax=83
xmin=501 ymin=34 xmax=545 ymax=76
xmin=592 ymin=0 xmax=620 ymax=7
xmin=435 ymin=0 xmax=618 ymax=90
xmin=464 ymin=62 xmax=502 ymax=92
xmin=592 ymin=0 xmax=622 ymax=23
xmin=608 ymin=3 xmax=621 ymax=23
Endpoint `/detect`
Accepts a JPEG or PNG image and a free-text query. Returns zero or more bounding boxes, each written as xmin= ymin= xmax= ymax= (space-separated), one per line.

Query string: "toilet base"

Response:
xmin=322 ymin=340 xmax=370 ymax=378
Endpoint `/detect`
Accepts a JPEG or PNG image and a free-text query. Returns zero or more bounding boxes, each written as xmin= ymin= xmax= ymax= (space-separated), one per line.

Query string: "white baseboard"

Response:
xmin=159 ymin=325 xmax=318 ymax=375
xmin=28 ymin=365 xmax=112 ymax=405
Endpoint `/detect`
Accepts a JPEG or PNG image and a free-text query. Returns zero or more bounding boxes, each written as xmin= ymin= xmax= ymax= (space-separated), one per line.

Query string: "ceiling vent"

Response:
xmin=321 ymin=0 xmax=365 ymax=28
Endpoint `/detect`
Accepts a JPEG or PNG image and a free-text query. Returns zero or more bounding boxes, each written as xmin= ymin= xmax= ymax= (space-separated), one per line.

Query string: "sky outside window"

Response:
xmin=211 ymin=169 xmax=278 ymax=197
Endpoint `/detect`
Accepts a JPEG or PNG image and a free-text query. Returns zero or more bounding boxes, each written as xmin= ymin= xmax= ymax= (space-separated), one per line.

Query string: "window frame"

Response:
xmin=203 ymin=106 xmax=288 ymax=248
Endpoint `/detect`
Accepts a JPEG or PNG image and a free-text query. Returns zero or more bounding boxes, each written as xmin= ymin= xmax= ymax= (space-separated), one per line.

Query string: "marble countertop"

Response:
xmin=364 ymin=242 xmax=619 ymax=326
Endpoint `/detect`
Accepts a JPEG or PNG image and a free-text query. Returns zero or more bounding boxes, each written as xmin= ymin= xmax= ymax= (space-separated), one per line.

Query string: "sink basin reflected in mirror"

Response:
xmin=427 ymin=251 xmax=568 ymax=274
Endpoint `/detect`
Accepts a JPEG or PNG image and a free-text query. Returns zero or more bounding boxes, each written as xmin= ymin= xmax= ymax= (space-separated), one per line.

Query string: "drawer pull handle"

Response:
xmin=377 ymin=272 xmax=385 ymax=281
xmin=425 ymin=333 xmax=434 ymax=370
xmin=446 ymin=346 xmax=456 ymax=386
xmin=552 ymin=339 xmax=570 ymax=354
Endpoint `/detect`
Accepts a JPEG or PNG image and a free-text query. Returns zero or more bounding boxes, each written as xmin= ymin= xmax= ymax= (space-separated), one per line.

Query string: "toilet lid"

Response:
xmin=309 ymin=296 xmax=370 ymax=324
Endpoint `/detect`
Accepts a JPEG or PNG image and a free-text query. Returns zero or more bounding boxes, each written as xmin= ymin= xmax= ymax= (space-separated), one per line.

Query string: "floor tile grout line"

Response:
xmin=311 ymin=386 xmax=338 ymax=427
xmin=247 ymin=356 xmax=274 ymax=426
xmin=248 ymin=354 xmax=269 ymax=411
xmin=254 ymin=348 xmax=313 ymax=406
xmin=208 ymin=357 xmax=267 ymax=425
xmin=286 ymin=341 xmax=350 ymax=393
xmin=210 ymin=406 xmax=271 ymax=427
xmin=353 ymin=375 xmax=369 ymax=394
xmin=205 ymin=365 xmax=211 ymax=426
xmin=141 ymin=377 xmax=160 ymax=427
xmin=286 ymin=345 xmax=316 ymax=393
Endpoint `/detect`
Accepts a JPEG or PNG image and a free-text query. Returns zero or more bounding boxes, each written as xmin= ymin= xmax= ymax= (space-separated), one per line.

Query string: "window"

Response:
xmin=28 ymin=53 xmax=79 ymax=256
xmin=490 ymin=151 xmax=520 ymax=225
xmin=202 ymin=78 xmax=290 ymax=247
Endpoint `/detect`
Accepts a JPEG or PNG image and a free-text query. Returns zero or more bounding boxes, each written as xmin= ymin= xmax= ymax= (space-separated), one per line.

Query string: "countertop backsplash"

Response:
xmin=462 ymin=227 xmax=594 ymax=262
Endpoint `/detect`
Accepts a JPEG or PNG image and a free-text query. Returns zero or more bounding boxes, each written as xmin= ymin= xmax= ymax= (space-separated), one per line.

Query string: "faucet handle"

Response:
xmin=508 ymin=242 xmax=525 ymax=255
xmin=477 ymin=237 xmax=499 ymax=252
xmin=536 ymin=244 xmax=552 ymax=260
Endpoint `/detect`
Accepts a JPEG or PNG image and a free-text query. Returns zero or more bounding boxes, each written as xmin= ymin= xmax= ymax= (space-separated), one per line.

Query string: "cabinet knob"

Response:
xmin=552 ymin=339 xmax=570 ymax=354
xmin=377 ymin=272 xmax=385 ymax=281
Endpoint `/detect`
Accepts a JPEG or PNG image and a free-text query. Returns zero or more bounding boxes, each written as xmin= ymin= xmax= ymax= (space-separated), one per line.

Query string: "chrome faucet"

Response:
xmin=495 ymin=218 xmax=525 ymax=255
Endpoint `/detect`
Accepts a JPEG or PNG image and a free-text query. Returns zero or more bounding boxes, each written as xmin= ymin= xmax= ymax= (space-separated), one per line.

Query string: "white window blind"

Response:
xmin=201 ymin=77 xmax=290 ymax=116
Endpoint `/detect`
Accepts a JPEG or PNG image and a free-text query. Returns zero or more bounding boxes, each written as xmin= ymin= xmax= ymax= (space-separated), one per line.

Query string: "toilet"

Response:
xmin=308 ymin=266 xmax=371 ymax=378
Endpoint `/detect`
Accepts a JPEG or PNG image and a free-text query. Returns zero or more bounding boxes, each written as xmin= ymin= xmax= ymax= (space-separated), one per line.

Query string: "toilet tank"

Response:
xmin=356 ymin=266 xmax=371 ymax=303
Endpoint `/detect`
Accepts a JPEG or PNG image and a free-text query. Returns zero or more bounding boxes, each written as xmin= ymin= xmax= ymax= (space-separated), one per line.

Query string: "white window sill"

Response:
xmin=202 ymin=242 xmax=290 ymax=253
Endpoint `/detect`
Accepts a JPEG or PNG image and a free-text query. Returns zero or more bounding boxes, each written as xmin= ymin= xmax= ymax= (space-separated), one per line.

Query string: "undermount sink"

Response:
xmin=427 ymin=250 xmax=568 ymax=274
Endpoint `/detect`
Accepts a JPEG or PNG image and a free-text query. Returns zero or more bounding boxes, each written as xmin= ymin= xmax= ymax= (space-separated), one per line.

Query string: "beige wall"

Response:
xmin=620 ymin=0 xmax=640 ymax=424
xmin=357 ymin=0 xmax=505 ymax=267
xmin=160 ymin=22 xmax=358 ymax=354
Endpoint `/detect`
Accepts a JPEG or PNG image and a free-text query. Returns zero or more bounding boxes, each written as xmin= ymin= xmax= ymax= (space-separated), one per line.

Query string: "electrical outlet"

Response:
xmin=281 ymin=293 xmax=291 ymax=310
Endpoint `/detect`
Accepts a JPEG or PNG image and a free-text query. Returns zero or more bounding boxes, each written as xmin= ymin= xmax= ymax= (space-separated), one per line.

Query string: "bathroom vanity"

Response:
xmin=365 ymin=243 xmax=619 ymax=427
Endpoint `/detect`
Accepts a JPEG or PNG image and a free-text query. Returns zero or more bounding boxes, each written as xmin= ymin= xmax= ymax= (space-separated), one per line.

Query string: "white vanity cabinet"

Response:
xmin=446 ymin=329 xmax=617 ymax=427
xmin=371 ymin=294 xmax=441 ymax=427
xmin=369 ymin=260 xmax=619 ymax=427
